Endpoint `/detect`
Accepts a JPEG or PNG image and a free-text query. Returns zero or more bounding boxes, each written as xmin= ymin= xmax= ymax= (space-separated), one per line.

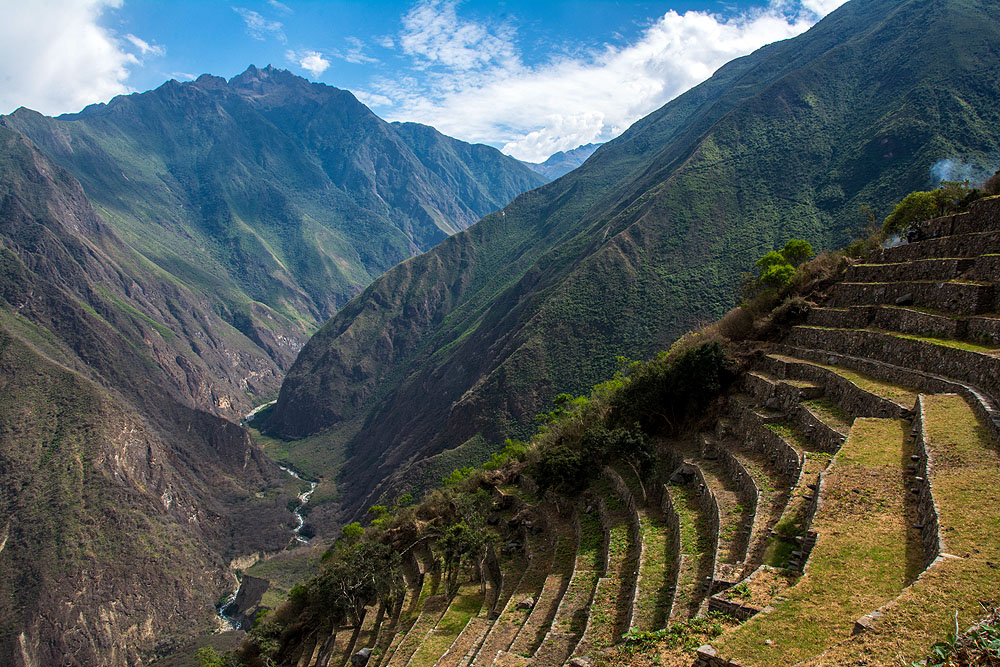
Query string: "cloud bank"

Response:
xmin=0 ymin=0 xmax=163 ymax=116
xmin=365 ymin=0 xmax=848 ymax=162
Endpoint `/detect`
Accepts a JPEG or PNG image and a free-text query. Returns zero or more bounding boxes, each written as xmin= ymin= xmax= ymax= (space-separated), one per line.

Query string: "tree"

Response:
xmin=780 ymin=239 xmax=814 ymax=267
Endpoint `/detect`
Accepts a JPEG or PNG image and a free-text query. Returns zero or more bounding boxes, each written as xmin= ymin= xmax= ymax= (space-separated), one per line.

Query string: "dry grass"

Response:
xmin=714 ymin=418 xmax=921 ymax=666
xmin=800 ymin=394 xmax=1000 ymax=666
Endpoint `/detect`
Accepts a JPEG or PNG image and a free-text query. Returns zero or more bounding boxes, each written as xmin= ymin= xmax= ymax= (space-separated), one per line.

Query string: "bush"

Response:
xmin=609 ymin=341 xmax=737 ymax=434
xmin=985 ymin=170 xmax=1000 ymax=196
xmin=881 ymin=181 xmax=982 ymax=237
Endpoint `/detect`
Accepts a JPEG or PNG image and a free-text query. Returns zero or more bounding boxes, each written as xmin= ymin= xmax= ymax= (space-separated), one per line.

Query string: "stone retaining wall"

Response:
xmin=688 ymin=463 xmax=722 ymax=599
xmin=838 ymin=306 xmax=1000 ymax=344
xmin=873 ymin=230 xmax=1000 ymax=264
xmin=694 ymin=645 xmax=745 ymax=667
xmin=735 ymin=408 xmax=803 ymax=481
xmin=915 ymin=196 xmax=1000 ymax=238
xmin=967 ymin=315 xmax=1000 ymax=345
xmin=846 ymin=257 xmax=973 ymax=283
xmin=707 ymin=564 xmax=774 ymax=622
xmin=831 ymin=280 xmax=994 ymax=315
xmin=791 ymin=470 xmax=825 ymax=574
xmin=910 ymin=396 xmax=944 ymax=568
xmin=602 ymin=468 xmax=643 ymax=630
xmin=762 ymin=348 xmax=913 ymax=417
xmin=793 ymin=403 xmax=846 ymax=453
xmin=658 ymin=483 xmax=683 ymax=625
xmin=969 ymin=253 xmax=1000 ymax=284
xmin=702 ymin=436 xmax=760 ymax=566
xmin=596 ymin=496 xmax=612 ymax=574
xmin=774 ymin=343 xmax=1000 ymax=446
xmin=788 ymin=326 xmax=1000 ymax=411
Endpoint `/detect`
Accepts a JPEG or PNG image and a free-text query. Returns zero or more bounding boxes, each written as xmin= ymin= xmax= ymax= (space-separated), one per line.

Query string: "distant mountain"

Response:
xmin=266 ymin=0 xmax=1000 ymax=516
xmin=0 ymin=65 xmax=546 ymax=665
xmin=5 ymin=65 xmax=546 ymax=402
xmin=523 ymin=142 xmax=602 ymax=180
xmin=0 ymin=123 xmax=296 ymax=665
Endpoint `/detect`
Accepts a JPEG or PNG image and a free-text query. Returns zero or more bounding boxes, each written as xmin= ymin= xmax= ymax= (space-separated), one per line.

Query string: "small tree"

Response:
xmin=780 ymin=239 xmax=814 ymax=267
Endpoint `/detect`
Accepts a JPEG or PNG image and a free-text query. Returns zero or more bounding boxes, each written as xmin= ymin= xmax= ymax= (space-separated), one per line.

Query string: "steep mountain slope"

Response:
xmin=266 ymin=0 xmax=1000 ymax=517
xmin=0 ymin=124 xmax=296 ymax=665
xmin=4 ymin=65 xmax=545 ymax=378
xmin=523 ymin=142 xmax=601 ymax=180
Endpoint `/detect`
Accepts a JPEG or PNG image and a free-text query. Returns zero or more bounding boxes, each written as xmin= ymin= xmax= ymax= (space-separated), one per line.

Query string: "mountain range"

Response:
xmin=522 ymin=143 xmax=601 ymax=180
xmin=264 ymin=0 xmax=1000 ymax=519
xmin=0 ymin=67 xmax=544 ymax=664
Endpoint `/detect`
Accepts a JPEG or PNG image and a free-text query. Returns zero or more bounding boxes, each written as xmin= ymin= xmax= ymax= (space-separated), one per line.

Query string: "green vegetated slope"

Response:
xmin=267 ymin=0 xmax=1000 ymax=516
xmin=0 ymin=123 xmax=301 ymax=665
xmin=4 ymin=65 xmax=546 ymax=372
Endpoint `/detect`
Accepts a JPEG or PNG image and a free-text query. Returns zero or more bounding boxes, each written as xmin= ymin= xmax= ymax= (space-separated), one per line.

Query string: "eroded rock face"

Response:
xmin=0 ymin=125 xmax=294 ymax=666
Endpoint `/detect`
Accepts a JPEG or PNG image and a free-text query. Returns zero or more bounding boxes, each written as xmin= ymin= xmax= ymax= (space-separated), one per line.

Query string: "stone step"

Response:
xmin=830 ymin=280 xmax=995 ymax=316
xmin=907 ymin=197 xmax=1000 ymax=239
xmin=664 ymin=477 xmax=719 ymax=622
xmin=807 ymin=305 xmax=966 ymax=340
xmin=743 ymin=371 xmax=824 ymax=409
xmin=787 ymin=326 xmax=1000 ymax=407
xmin=762 ymin=350 xmax=916 ymax=417
xmin=871 ymin=229 xmax=1000 ymax=264
xmin=712 ymin=417 xmax=921 ymax=666
xmin=845 ymin=257 xmax=975 ymax=283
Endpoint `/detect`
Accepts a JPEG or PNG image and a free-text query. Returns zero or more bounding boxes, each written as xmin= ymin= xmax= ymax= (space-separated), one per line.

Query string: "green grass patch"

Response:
xmin=803 ymin=397 xmax=853 ymax=433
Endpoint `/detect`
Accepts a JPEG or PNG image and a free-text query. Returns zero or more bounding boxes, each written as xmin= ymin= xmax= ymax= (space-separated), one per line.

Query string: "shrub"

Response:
xmin=986 ymin=170 xmax=1000 ymax=196
xmin=609 ymin=341 xmax=737 ymax=434
xmin=881 ymin=181 xmax=982 ymax=237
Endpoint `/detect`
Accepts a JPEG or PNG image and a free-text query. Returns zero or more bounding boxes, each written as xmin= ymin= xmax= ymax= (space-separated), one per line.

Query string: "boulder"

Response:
xmin=352 ymin=647 xmax=372 ymax=667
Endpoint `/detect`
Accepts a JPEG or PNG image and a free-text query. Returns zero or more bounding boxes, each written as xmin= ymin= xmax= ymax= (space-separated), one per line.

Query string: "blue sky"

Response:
xmin=0 ymin=0 xmax=845 ymax=161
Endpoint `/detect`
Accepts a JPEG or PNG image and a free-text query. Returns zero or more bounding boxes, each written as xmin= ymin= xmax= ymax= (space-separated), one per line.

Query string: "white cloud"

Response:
xmin=125 ymin=33 xmax=165 ymax=57
xmin=339 ymin=37 xmax=378 ymax=65
xmin=0 ymin=0 xmax=151 ymax=116
xmin=400 ymin=0 xmax=518 ymax=71
xmin=286 ymin=49 xmax=331 ymax=77
xmin=268 ymin=0 xmax=292 ymax=14
xmin=365 ymin=0 xmax=849 ymax=162
xmin=233 ymin=6 xmax=285 ymax=42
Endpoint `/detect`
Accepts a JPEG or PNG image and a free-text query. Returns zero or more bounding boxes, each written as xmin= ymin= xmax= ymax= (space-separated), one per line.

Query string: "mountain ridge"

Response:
xmin=265 ymin=0 xmax=1000 ymax=519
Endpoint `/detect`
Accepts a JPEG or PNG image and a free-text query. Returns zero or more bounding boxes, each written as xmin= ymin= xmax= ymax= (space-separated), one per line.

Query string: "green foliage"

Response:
xmin=881 ymin=182 xmax=982 ymax=237
xmin=309 ymin=541 xmax=400 ymax=626
xmin=910 ymin=608 xmax=1000 ymax=667
xmin=986 ymin=170 xmax=1000 ymax=196
xmin=533 ymin=424 xmax=651 ymax=492
xmin=443 ymin=466 xmax=475 ymax=487
xmin=609 ymin=341 xmax=737 ymax=434
xmin=759 ymin=263 xmax=796 ymax=289
xmin=396 ymin=493 xmax=414 ymax=507
xmin=780 ymin=239 xmax=814 ymax=267
xmin=341 ymin=522 xmax=363 ymax=542
xmin=482 ymin=439 xmax=528 ymax=470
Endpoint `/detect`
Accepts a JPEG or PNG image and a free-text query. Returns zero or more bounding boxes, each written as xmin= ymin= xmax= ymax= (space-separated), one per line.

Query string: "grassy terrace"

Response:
xmin=384 ymin=594 xmax=450 ymax=667
xmin=667 ymin=482 xmax=714 ymax=622
xmin=617 ymin=466 xmax=675 ymax=632
xmin=802 ymin=394 xmax=1000 ymax=666
xmin=407 ymin=582 xmax=484 ymax=667
xmin=802 ymin=397 xmax=853 ymax=434
xmin=697 ymin=458 xmax=751 ymax=568
xmin=768 ymin=353 xmax=919 ymax=407
xmin=885 ymin=330 xmax=1000 ymax=355
xmin=547 ymin=506 xmax=604 ymax=636
xmin=759 ymin=421 xmax=823 ymax=569
xmin=728 ymin=446 xmax=790 ymax=573
xmin=576 ymin=481 xmax=636 ymax=653
xmin=471 ymin=519 xmax=558 ymax=665
xmin=716 ymin=418 xmax=922 ymax=666
xmin=505 ymin=522 xmax=577 ymax=658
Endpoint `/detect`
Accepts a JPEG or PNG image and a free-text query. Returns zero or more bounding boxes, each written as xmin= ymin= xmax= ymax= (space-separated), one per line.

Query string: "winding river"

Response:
xmin=218 ymin=402 xmax=316 ymax=630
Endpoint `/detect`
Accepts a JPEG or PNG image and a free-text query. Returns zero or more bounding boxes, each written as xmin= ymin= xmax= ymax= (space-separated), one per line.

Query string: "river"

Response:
xmin=217 ymin=402 xmax=316 ymax=629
